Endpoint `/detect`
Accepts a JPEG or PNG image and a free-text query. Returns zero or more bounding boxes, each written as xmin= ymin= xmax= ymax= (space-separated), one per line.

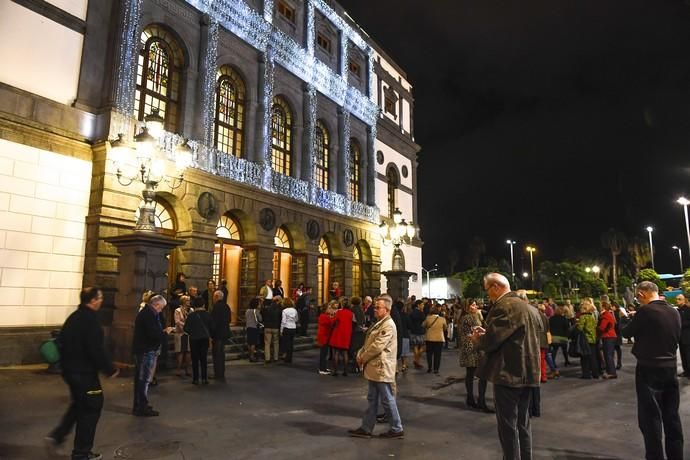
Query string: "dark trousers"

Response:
xmin=550 ymin=343 xmax=570 ymax=365
xmin=282 ymin=328 xmax=296 ymax=363
xmin=212 ymin=339 xmax=226 ymax=380
xmin=580 ymin=343 xmax=600 ymax=378
xmin=494 ymin=384 xmax=533 ymax=460
xmin=319 ymin=345 xmax=330 ymax=371
xmin=615 ymin=342 xmax=622 ymax=367
xmin=298 ymin=309 xmax=309 ymax=336
xmin=602 ymin=338 xmax=617 ymax=376
xmin=679 ymin=341 xmax=690 ymax=376
xmin=635 ymin=365 xmax=684 ymax=460
xmin=425 ymin=341 xmax=443 ymax=372
xmin=190 ymin=338 xmax=209 ymax=382
xmin=529 ymin=387 xmax=541 ymax=417
xmin=51 ymin=373 xmax=103 ymax=459
xmin=465 ymin=366 xmax=488 ymax=405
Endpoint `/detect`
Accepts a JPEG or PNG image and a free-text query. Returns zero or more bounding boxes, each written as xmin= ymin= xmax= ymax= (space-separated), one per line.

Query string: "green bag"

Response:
xmin=40 ymin=340 xmax=61 ymax=364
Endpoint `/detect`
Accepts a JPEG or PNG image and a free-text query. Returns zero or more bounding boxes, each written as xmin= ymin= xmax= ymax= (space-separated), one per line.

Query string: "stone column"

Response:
xmin=107 ymin=232 xmax=185 ymax=364
xmin=254 ymin=52 xmax=274 ymax=165
xmin=336 ymin=108 xmax=350 ymax=195
xmin=195 ymin=16 xmax=219 ymax=147
xmin=366 ymin=125 xmax=376 ymax=206
xmin=301 ymin=83 xmax=316 ymax=182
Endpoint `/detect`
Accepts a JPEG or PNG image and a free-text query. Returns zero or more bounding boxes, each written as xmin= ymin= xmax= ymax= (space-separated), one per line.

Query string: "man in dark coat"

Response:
xmin=210 ymin=290 xmax=230 ymax=381
xmin=623 ymin=281 xmax=683 ymax=460
xmin=296 ymin=287 xmax=312 ymax=336
xmin=132 ymin=294 xmax=173 ymax=416
xmin=674 ymin=294 xmax=690 ymax=378
xmin=473 ymin=273 xmax=541 ymax=460
xmin=46 ymin=287 xmax=119 ymax=460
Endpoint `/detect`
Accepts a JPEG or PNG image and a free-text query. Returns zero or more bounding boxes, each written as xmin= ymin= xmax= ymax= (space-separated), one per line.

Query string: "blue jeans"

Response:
xmin=133 ymin=350 xmax=158 ymax=411
xmin=361 ymin=380 xmax=403 ymax=433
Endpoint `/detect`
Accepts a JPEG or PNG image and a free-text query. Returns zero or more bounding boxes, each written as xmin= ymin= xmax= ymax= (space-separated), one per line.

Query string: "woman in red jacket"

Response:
xmin=316 ymin=302 xmax=336 ymax=375
xmin=598 ymin=301 xmax=618 ymax=379
xmin=329 ymin=300 xmax=353 ymax=376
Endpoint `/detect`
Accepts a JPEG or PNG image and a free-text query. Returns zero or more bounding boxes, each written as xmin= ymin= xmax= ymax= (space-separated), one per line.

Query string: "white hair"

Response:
xmin=484 ymin=272 xmax=511 ymax=290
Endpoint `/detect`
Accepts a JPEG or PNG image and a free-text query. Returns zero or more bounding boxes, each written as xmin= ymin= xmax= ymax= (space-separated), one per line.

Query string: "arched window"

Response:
xmin=349 ymin=139 xmax=361 ymax=202
xmin=135 ymin=25 xmax=185 ymax=133
xmin=216 ymin=215 xmax=241 ymax=241
xmin=314 ymin=120 xmax=329 ymax=189
xmin=271 ymin=97 xmax=292 ymax=175
xmin=273 ymin=227 xmax=293 ymax=290
xmin=214 ymin=66 xmax=245 ymax=157
xmin=352 ymin=245 xmax=362 ymax=298
xmin=386 ymin=166 xmax=399 ymax=218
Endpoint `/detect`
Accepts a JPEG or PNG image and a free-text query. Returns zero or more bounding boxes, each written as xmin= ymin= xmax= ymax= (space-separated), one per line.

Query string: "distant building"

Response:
xmin=0 ymin=0 xmax=421 ymax=364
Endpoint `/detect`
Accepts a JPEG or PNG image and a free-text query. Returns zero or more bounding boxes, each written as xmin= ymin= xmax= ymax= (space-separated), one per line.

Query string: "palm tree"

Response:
xmin=601 ymin=228 xmax=626 ymax=296
xmin=627 ymin=237 xmax=651 ymax=277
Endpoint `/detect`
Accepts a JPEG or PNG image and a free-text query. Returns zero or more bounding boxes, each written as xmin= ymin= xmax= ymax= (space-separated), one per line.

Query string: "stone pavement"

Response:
xmin=1 ymin=344 xmax=689 ymax=460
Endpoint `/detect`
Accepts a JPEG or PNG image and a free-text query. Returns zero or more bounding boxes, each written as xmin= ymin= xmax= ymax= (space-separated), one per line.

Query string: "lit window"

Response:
xmin=271 ymin=96 xmax=293 ymax=175
xmin=274 ymin=227 xmax=291 ymax=248
xmin=349 ymin=140 xmax=361 ymax=202
xmin=348 ymin=60 xmax=360 ymax=77
xmin=214 ymin=66 xmax=245 ymax=157
xmin=316 ymin=32 xmax=332 ymax=54
xmin=277 ymin=1 xmax=295 ymax=24
xmin=216 ymin=215 xmax=241 ymax=240
xmin=314 ymin=120 xmax=329 ymax=190
xmin=135 ymin=25 xmax=184 ymax=133
xmin=387 ymin=167 xmax=399 ymax=218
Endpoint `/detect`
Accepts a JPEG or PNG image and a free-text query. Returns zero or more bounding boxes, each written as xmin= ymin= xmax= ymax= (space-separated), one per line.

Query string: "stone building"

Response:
xmin=0 ymin=0 xmax=421 ymax=364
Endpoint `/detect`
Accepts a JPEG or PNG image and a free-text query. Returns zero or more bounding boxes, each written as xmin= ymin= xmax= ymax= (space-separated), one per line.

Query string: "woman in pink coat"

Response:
xmin=329 ymin=302 xmax=354 ymax=376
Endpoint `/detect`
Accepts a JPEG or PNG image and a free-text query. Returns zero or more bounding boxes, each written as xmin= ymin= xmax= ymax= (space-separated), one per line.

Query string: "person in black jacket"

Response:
xmin=46 ymin=287 xmax=119 ymax=460
xmin=185 ymin=297 xmax=213 ymax=384
xmin=262 ymin=297 xmax=283 ymax=363
xmin=132 ymin=294 xmax=174 ymax=416
xmin=622 ymin=281 xmax=683 ymax=460
xmin=210 ymin=290 xmax=230 ymax=382
xmin=674 ymin=294 xmax=690 ymax=378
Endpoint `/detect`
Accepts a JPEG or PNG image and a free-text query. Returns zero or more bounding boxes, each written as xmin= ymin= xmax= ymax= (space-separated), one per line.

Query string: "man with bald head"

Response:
xmin=472 ymin=273 xmax=541 ymax=460
xmin=675 ymin=294 xmax=690 ymax=378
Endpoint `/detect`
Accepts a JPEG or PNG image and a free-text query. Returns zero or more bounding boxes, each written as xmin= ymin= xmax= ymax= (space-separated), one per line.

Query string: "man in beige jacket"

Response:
xmin=348 ymin=294 xmax=404 ymax=439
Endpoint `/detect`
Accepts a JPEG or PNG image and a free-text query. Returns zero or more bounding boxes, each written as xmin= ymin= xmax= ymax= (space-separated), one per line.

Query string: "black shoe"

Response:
xmin=331 ymin=372 xmax=339 ymax=377
xmin=616 ymin=364 xmax=622 ymax=370
xmin=74 ymin=453 xmax=103 ymax=460
xmin=376 ymin=414 xmax=388 ymax=424
xmin=348 ymin=428 xmax=372 ymax=439
xmin=149 ymin=378 xmax=158 ymax=387
xmin=133 ymin=407 xmax=159 ymax=417
xmin=477 ymin=402 xmax=495 ymax=413
xmin=378 ymin=430 xmax=404 ymax=439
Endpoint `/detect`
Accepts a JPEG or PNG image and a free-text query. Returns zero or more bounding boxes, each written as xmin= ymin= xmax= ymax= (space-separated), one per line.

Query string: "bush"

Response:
xmin=637 ymin=268 xmax=667 ymax=291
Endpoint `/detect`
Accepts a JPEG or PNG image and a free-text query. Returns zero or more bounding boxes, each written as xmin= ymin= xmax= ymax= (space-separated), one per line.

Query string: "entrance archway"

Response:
xmin=352 ymin=245 xmax=362 ymax=298
xmin=317 ymin=237 xmax=331 ymax=305
xmin=213 ymin=213 xmax=243 ymax=324
xmin=273 ymin=227 xmax=293 ymax=294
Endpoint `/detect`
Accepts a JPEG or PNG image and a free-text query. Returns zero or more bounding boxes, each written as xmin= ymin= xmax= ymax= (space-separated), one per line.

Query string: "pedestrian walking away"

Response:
xmin=46 ymin=287 xmax=119 ymax=460
xmin=210 ymin=290 xmax=231 ymax=381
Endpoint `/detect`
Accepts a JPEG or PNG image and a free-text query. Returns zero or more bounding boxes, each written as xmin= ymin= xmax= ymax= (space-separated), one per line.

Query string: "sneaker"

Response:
xmin=133 ymin=407 xmax=159 ymax=417
xmin=318 ymin=370 xmax=331 ymax=375
xmin=378 ymin=430 xmax=404 ymax=439
xmin=348 ymin=428 xmax=372 ymax=439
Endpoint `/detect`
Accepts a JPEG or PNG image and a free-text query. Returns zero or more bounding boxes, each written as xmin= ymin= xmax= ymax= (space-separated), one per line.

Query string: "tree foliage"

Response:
xmin=637 ymin=268 xmax=666 ymax=291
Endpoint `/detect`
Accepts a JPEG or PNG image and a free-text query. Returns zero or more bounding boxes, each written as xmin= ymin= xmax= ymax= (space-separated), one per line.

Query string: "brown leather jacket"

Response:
xmin=476 ymin=292 xmax=541 ymax=387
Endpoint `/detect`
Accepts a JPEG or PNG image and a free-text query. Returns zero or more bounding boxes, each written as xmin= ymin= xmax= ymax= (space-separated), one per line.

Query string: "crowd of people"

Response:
xmin=45 ymin=270 xmax=688 ymax=460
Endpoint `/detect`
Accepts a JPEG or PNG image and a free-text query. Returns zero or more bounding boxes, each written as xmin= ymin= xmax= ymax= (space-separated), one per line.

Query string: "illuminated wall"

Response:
xmin=0 ymin=139 xmax=91 ymax=327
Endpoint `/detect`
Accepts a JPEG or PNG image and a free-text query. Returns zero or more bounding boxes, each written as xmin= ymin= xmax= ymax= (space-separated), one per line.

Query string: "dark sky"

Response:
xmin=339 ymin=0 xmax=690 ymax=275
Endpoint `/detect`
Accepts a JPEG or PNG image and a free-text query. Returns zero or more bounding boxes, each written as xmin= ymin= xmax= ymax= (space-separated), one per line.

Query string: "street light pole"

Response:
xmin=646 ymin=226 xmax=655 ymax=271
xmin=678 ymin=197 xmax=690 ymax=262
xmin=526 ymin=246 xmax=536 ymax=289
xmin=673 ymin=246 xmax=684 ymax=274
xmin=421 ymin=264 xmax=438 ymax=298
xmin=506 ymin=240 xmax=516 ymax=283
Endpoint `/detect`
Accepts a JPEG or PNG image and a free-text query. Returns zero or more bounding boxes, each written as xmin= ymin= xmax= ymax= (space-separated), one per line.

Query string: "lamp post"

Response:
xmin=672 ymin=246 xmax=684 ymax=274
xmin=525 ymin=246 xmax=536 ymax=289
xmin=646 ymin=226 xmax=655 ymax=271
xmin=421 ymin=264 xmax=438 ymax=298
xmin=506 ymin=239 xmax=516 ymax=283
xmin=677 ymin=197 xmax=690 ymax=261
xmin=379 ymin=207 xmax=418 ymax=300
xmin=110 ymin=113 xmax=192 ymax=232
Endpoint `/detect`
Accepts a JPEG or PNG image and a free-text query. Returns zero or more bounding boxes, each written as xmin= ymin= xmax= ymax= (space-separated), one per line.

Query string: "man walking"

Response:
xmin=132 ymin=294 xmax=174 ymax=416
xmin=675 ymin=294 xmax=690 ymax=378
xmin=210 ymin=290 xmax=230 ymax=381
xmin=349 ymin=294 xmax=404 ymax=439
xmin=472 ymin=273 xmax=541 ymax=460
xmin=46 ymin=287 xmax=119 ymax=460
xmin=622 ymin=281 xmax=683 ymax=460
xmin=296 ymin=286 xmax=312 ymax=336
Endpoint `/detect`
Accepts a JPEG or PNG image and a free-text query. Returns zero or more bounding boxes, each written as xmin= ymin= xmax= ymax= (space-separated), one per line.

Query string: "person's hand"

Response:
xmin=164 ymin=326 xmax=175 ymax=334
xmin=110 ymin=368 xmax=120 ymax=379
xmin=357 ymin=356 xmax=364 ymax=367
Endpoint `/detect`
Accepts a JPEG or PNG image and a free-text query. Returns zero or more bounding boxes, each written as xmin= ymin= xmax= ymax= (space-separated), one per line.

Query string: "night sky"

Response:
xmin=339 ymin=0 xmax=690 ymax=275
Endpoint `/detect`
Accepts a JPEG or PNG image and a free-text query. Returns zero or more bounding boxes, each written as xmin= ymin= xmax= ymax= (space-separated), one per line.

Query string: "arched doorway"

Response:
xmin=213 ymin=214 xmax=243 ymax=324
xmin=352 ymin=245 xmax=362 ymax=298
xmin=273 ymin=227 xmax=292 ymax=293
xmin=317 ymin=237 xmax=331 ymax=305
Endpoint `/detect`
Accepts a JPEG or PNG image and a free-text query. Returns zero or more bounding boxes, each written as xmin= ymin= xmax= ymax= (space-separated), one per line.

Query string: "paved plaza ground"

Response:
xmin=1 ymin=344 xmax=689 ymax=460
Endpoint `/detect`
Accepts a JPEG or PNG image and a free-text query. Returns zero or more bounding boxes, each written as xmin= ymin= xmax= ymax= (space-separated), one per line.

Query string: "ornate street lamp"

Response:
xmin=109 ymin=120 xmax=193 ymax=232
xmin=379 ymin=208 xmax=416 ymax=271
